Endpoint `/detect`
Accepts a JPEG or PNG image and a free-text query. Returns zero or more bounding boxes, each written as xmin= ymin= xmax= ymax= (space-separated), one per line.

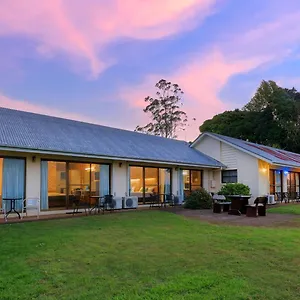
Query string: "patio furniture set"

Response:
xmin=213 ymin=195 xmax=268 ymax=217
xmin=149 ymin=193 xmax=180 ymax=208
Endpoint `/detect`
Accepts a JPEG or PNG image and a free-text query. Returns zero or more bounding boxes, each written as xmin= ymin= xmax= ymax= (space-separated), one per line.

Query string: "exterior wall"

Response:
xmin=194 ymin=135 xmax=221 ymax=161
xmin=221 ymin=143 xmax=237 ymax=168
xmin=193 ymin=136 xmax=264 ymax=198
xmin=26 ymin=156 xmax=41 ymax=198
xmin=236 ymin=150 xmax=259 ymax=199
xmin=111 ymin=161 xmax=128 ymax=197
xmin=258 ymin=160 xmax=270 ymax=196
xmin=0 ymin=148 xmax=223 ymax=209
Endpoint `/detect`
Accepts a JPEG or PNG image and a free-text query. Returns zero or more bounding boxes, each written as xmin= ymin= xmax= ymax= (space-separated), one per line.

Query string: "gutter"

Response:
xmin=0 ymin=146 xmax=222 ymax=169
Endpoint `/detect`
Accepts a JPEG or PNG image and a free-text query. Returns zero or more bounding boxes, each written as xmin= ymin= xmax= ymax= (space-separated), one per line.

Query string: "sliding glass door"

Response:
xmin=182 ymin=169 xmax=202 ymax=199
xmin=129 ymin=166 xmax=172 ymax=204
xmin=43 ymin=160 xmax=110 ymax=210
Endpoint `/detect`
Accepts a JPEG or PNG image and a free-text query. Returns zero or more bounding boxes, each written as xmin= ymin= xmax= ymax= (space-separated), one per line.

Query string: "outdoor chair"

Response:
xmin=0 ymin=205 xmax=7 ymax=222
xmin=72 ymin=191 xmax=90 ymax=215
xmin=246 ymin=196 xmax=268 ymax=217
xmin=99 ymin=195 xmax=116 ymax=214
xmin=21 ymin=198 xmax=40 ymax=219
xmin=164 ymin=194 xmax=180 ymax=208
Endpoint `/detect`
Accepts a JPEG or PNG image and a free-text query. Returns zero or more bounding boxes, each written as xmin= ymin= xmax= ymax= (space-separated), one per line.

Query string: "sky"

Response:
xmin=1 ymin=0 xmax=300 ymax=141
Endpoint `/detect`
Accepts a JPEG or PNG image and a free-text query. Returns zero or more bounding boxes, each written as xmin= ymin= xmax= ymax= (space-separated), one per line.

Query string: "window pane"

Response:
xmin=182 ymin=170 xmax=190 ymax=198
xmin=69 ymin=163 xmax=91 ymax=205
xmin=145 ymin=168 xmax=158 ymax=203
xmin=191 ymin=170 xmax=201 ymax=190
xmin=48 ymin=161 xmax=67 ymax=208
xmin=159 ymin=168 xmax=171 ymax=195
xmin=91 ymin=164 xmax=100 ymax=196
xmin=222 ymin=170 xmax=237 ymax=183
xmin=130 ymin=166 xmax=143 ymax=203
xmin=275 ymin=171 xmax=281 ymax=193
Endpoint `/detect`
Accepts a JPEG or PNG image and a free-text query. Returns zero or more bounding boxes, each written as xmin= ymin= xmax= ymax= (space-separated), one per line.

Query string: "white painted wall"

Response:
xmin=111 ymin=161 xmax=128 ymax=197
xmin=26 ymin=155 xmax=41 ymax=198
xmin=194 ymin=135 xmax=221 ymax=161
xmin=193 ymin=135 xmax=268 ymax=199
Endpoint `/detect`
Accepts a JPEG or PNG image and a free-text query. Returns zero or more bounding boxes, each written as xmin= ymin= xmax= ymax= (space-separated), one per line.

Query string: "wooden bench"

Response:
xmin=212 ymin=195 xmax=231 ymax=213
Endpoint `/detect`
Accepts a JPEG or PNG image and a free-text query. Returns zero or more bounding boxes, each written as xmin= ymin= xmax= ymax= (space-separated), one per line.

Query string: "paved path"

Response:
xmin=169 ymin=208 xmax=300 ymax=227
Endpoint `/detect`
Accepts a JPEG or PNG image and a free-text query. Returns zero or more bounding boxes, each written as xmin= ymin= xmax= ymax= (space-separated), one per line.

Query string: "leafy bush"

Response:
xmin=184 ymin=188 xmax=212 ymax=209
xmin=218 ymin=183 xmax=250 ymax=196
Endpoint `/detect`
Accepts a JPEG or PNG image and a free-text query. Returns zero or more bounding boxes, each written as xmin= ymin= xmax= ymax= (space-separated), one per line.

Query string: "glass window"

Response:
xmin=191 ymin=170 xmax=201 ymax=191
xmin=129 ymin=166 xmax=172 ymax=204
xmin=275 ymin=171 xmax=282 ymax=193
xmin=183 ymin=169 xmax=202 ymax=199
xmin=222 ymin=170 xmax=237 ymax=183
xmin=48 ymin=161 xmax=67 ymax=208
xmin=269 ymin=170 xmax=275 ymax=194
xmin=69 ymin=163 xmax=91 ymax=206
xmin=287 ymin=172 xmax=297 ymax=199
xmin=130 ymin=166 xmax=143 ymax=203
xmin=145 ymin=168 xmax=158 ymax=203
xmin=90 ymin=164 xmax=100 ymax=196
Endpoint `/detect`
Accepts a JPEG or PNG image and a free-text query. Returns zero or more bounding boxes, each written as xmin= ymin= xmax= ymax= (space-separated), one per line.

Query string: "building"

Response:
xmin=0 ymin=107 xmax=224 ymax=211
xmin=193 ymin=132 xmax=300 ymax=201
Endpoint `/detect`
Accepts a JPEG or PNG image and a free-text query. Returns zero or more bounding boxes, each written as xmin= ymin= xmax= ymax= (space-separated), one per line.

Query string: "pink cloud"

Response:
xmin=118 ymin=48 xmax=274 ymax=141
xmin=0 ymin=0 xmax=218 ymax=78
xmin=0 ymin=92 xmax=103 ymax=125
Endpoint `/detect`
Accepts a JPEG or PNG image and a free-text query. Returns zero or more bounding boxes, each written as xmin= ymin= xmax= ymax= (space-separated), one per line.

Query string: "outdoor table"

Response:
xmin=2 ymin=197 xmax=23 ymax=219
xmin=227 ymin=195 xmax=251 ymax=215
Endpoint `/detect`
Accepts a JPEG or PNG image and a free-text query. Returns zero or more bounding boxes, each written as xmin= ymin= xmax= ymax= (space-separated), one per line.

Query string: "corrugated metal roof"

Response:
xmin=0 ymin=107 xmax=223 ymax=167
xmin=203 ymin=132 xmax=300 ymax=168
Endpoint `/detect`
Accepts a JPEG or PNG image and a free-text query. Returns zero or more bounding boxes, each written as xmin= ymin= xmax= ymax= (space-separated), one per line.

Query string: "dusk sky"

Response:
xmin=1 ymin=0 xmax=300 ymax=141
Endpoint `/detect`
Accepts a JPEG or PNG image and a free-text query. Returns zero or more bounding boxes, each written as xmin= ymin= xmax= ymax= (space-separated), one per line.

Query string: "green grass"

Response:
xmin=1 ymin=211 xmax=300 ymax=300
xmin=268 ymin=204 xmax=300 ymax=215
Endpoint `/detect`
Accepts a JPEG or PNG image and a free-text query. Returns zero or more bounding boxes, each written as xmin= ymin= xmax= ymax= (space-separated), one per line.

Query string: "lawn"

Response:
xmin=1 ymin=211 xmax=300 ymax=300
xmin=268 ymin=204 xmax=300 ymax=215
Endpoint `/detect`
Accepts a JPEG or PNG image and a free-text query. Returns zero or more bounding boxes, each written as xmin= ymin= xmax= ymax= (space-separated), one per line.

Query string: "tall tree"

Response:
xmin=135 ymin=79 xmax=188 ymax=138
xmin=200 ymin=80 xmax=300 ymax=152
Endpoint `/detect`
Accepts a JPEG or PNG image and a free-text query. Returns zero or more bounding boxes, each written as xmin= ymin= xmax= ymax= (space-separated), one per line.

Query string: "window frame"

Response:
xmin=221 ymin=169 xmax=238 ymax=184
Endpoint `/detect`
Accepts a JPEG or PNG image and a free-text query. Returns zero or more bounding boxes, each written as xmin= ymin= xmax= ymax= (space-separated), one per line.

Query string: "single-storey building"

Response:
xmin=192 ymin=132 xmax=300 ymax=202
xmin=1 ymin=107 xmax=300 ymax=212
xmin=0 ymin=107 xmax=223 ymax=211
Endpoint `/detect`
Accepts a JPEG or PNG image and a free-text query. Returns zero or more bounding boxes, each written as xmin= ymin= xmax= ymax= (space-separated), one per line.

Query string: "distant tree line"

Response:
xmin=200 ymin=80 xmax=300 ymax=152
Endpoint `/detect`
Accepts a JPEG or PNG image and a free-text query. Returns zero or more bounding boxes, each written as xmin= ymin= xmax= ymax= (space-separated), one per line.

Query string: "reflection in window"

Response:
xmin=221 ymin=170 xmax=237 ymax=183
xmin=129 ymin=166 xmax=172 ymax=204
xmin=48 ymin=161 xmax=67 ymax=208
xmin=145 ymin=168 xmax=158 ymax=202
xmin=130 ymin=166 xmax=143 ymax=203
xmin=183 ymin=169 xmax=202 ymax=199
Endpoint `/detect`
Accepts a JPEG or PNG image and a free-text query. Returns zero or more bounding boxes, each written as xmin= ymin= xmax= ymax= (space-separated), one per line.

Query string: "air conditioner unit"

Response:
xmin=268 ymin=194 xmax=275 ymax=205
xmin=113 ymin=197 xmax=123 ymax=210
xmin=122 ymin=196 xmax=138 ymax=209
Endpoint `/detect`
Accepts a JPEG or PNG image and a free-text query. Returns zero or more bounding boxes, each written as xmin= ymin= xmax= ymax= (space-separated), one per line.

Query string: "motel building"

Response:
xmin=0 ymin=107 xmax=300 ymax=214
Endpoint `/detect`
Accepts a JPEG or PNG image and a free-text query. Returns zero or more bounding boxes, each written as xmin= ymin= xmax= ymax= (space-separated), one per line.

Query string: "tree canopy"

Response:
xmin=200 ymin=80 xmax=300 ymax=152
xmin=135 ymin=79 xmax=188 ymax=138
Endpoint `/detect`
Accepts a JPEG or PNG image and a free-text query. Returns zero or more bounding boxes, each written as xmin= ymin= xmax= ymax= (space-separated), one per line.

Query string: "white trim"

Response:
xmin=0 ymin=146 xmax=221 ymax=169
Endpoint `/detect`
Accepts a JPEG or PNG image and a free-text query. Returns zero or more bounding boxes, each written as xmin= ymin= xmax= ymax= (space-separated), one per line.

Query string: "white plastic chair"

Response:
xmin=0 ymin=204 xmax=7 ymax=222
xmin=22 ymin=198 xmax=40 ymax=219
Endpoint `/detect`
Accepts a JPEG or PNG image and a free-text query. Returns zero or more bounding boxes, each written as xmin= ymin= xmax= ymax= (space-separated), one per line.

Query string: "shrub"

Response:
xmin=184 ymin=188 xmax=212 ymax=209
xmin=218 ymin=183 xmax=250 ymax=196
